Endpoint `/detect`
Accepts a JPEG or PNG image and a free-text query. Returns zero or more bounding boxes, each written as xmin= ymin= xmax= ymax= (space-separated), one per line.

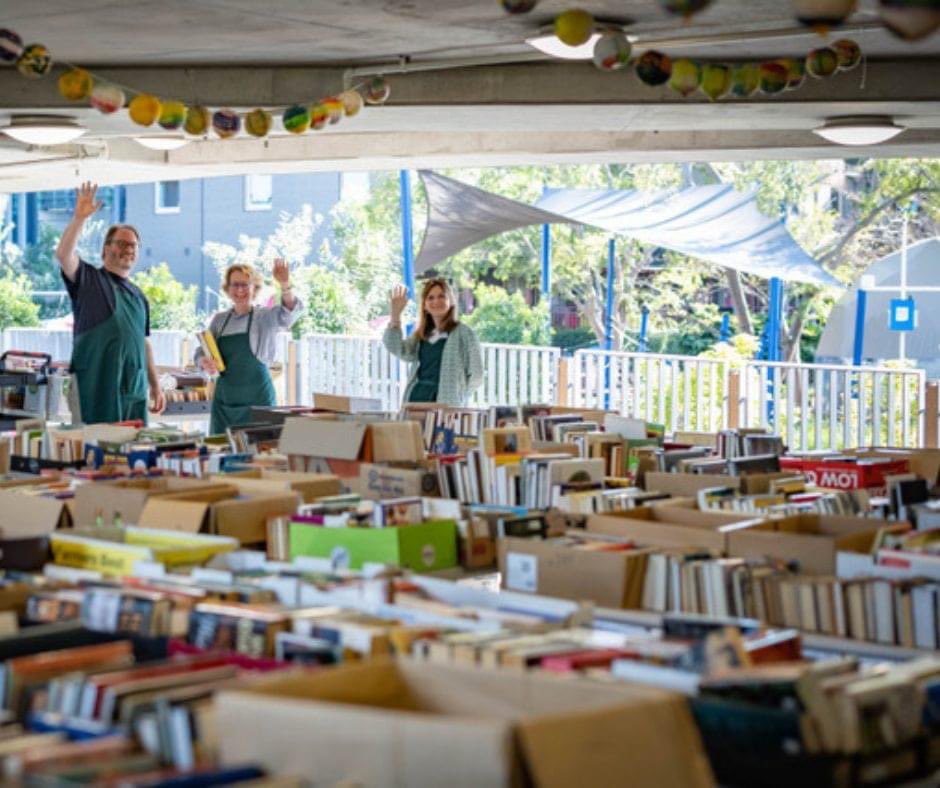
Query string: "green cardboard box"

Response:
xmin=289 ymin=519 xmax=458 ymax=572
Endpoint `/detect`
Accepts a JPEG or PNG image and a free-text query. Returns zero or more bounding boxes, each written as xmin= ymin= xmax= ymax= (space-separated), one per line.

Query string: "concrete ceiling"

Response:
xmin=0 ymin=0 xmax=939 ymax=190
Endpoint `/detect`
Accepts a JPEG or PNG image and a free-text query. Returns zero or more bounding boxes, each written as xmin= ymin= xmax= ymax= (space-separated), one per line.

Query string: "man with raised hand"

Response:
xmin=55 ymin=181 xmax=165 ymax=424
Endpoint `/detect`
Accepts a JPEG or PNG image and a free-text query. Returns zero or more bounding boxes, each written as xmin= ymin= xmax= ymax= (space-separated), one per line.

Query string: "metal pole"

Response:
xmin=899 ymin=212 xmax=908 ymax=362
xmin=766 ymin=277 xmax=784 ymax=424
xmin=541 ymin=224 xmax=551 ymax=301
xmin=400 ymin=170 xmax=415 ymax=301
xmin=605 ymin=239 xmax=615 ymax=351
xmin=638 ymin=307 xmax=649 ymax=353
xmin=852 ymin=288 xmax=868 ymax=367
xmin=605 ymin=239 xmax=616 ymax=411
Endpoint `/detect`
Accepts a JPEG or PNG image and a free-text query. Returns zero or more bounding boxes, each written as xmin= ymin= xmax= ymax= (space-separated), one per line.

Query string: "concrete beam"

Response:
xmin=0 ymin=58 xmax=938 ymax=111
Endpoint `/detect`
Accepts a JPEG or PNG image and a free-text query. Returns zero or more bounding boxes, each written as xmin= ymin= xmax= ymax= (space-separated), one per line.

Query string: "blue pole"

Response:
xmin=767 ymin=277 xmax=783 ymax=363
xmin=638 ymin=307 xmax=649 ymax=353
xmin=604 ymin=239 xmax=616 ymax=410
xmin=852 ymin=287 xmax=868 ymax=367
xmin=605 ymin=239 xmax=615 ymax=351
xmin=25 ymin=192 xmax=39 ymax=246
xmin=399 ymin=170 xmax=415 ymax=335
xmin=720 ymin=312 xmax=730 ymax=343
xmin=540 ymin=224 xmax=551 ymax=301
xmin=766 ymin=277 xmax=784 ymax=423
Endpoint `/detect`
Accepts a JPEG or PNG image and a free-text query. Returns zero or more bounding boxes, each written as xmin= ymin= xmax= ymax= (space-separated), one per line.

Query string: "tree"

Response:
xmin=463 ymin=285 xmax=550 ymax=346
xmin=0 ymin=274 xmax=40 ymax=330
xmin=132 ymin=263 xmax=201 ymax=332
xmin=292 ymin=265 xmax=358 ymax=336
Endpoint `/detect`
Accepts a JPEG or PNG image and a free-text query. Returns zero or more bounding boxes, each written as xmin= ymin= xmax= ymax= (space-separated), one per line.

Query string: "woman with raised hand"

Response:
xmin=197 ymin=258 xmax=302 ymax=434
xmin=383 ymin=278 xmax=483 ymax=406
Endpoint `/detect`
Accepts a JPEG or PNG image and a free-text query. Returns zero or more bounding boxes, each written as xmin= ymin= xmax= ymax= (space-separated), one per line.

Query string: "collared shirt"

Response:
xmin=196 ymin=298 xmax=304 ymax=366
xmin=62 ymin=259 xmax=151 ymax=337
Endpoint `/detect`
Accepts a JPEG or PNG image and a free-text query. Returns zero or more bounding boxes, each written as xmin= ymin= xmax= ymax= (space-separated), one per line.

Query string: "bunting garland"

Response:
xmin=0 ymin=24 xmax=389 ymax=143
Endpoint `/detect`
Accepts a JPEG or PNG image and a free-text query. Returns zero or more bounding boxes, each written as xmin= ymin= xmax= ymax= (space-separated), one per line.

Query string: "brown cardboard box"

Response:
xmin=210 ymin=469 xmax=341 ymax=503
xmin=847 ymin=448 xmax=940 ymax=484
xmin=726 ymin=514 xmax=908 ymax=575
xmin=497 ymin=536 xmax=649 ymax=609
xmin=356 ymin=463 xmax=439 ymax=499
xmin=643 ymin=470 xmax=794 ymax=497
xmin=215 ymin=659 xmax=714 ymax=788
xmin=0 ymin=486 xmax=72 ymax=539
xmin=138 ymin=488 xmax=300 ymax=545
xmin=71 ymin=477 xmax=232 ymax=528
xmin=279 ymin=418 xmax=424 ymax=477
xmin=587 ymin=506 xmax=765 ymax=553
xmin=310 ymin=392 xmax=383 ymax=413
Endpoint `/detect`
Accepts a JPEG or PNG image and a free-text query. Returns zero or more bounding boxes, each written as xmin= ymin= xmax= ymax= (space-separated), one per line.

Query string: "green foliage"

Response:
xmin=552 ymin=326 xmax=597 ymax=353
xmin=132 ymin=263 xmax=201 ymax=332
xmin=463 ymin=285 xmax=550 ymax=346
xmin=292 ymin=265 xmax=358 ymax=336
xmin=0 ymin=274 xmax=40 ymax=330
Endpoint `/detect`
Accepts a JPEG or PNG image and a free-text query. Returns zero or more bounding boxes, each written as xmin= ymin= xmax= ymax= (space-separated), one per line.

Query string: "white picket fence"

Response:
xmin=737 ymin=361 xmax=926 ymax=452
xmin=570 ymin=349 xmax=728 ymax=433
xmin=0 ymin=328 xmax=931 ymax=449
xmin=299 ymin=334 xmax=560 ymax=411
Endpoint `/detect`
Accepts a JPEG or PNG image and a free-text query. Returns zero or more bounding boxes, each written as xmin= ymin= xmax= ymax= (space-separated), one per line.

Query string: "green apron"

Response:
xmin=71 ymin=274 xmax=149 ymax=425
xmin=408 ymin=337 xmax=447 ymax=403
xmin=209 ymin=308 xmax=276 ymax=435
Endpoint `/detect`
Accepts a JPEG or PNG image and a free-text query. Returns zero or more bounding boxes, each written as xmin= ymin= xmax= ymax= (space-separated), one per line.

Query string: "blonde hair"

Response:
xmin=222 ymin=263 xmax=263 ymax=295
xmin=415 ymin=277 xmax=459 ymax=339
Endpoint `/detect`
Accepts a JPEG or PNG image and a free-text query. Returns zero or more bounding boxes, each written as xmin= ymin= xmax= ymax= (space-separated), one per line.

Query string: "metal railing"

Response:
xmin=736 ymin=361 xmax=926 ymax=451
xmin=570 ymin=349 xmax=728 ymax=433
xmin=1 ymin=327 xmax=932 ymax=449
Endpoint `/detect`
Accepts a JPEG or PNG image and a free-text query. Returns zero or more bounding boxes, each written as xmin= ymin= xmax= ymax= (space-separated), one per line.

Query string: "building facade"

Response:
xmin=5 ymin=171 xmax=352 ymax=312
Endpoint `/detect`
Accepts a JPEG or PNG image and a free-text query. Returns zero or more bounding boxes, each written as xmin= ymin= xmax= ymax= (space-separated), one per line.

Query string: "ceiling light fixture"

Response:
xmin=134 ymin=135 xmax=190 ymax=151
xmin=0 ymin=114 xmax=87 ymax=146
xmin=812 ymin=115 xmax=905 ymax=146
xmin=525 ymin=19 xmax=634 ymax=61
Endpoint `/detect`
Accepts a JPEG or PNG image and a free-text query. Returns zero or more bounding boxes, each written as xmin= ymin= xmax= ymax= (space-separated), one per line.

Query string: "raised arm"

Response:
xmin=55 ymin=181 xmax=102 ymax=281
xmin=382 ymin=285 xmax=418 ymax=362
xmin=272 ymin=257 xmax=297 ymax=311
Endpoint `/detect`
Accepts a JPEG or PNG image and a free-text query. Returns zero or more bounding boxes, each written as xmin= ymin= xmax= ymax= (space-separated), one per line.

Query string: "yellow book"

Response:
xmin=199 ymin=330 xmax=226 ymax=373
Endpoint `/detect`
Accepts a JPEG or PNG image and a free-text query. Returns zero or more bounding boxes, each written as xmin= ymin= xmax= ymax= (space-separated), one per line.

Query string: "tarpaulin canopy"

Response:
xmin=414 ymin=171 xmax=840 ymax=288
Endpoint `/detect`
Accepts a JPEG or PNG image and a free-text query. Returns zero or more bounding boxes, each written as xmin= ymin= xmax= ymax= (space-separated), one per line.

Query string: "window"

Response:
xmin=155 ymin=181 xmax=181 ymax=214
xmin=244 ymin=174 xmax=273 ymax=211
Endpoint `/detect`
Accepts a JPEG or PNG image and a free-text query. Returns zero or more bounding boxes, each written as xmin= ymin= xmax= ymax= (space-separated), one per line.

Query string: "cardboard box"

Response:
xmin=279 ymin=418 xmax=424 ymax=477
xmin=210 ymin=469 xmax=341 ymax=503
xmin=138 ymin=489 xmax=300 ymax=545
xmin=311 ymin=392 xmax=383 ymax=413
xmin=587 ymin=506 xmax=765 ymax=553
xmin=0 ymin=487 xmax=72 ymax=539
xmin=289 ymin=519 xmax=458 ymax=573
xmin=355 ymin=463 xmax=440 ymax=499
xmin=71 ymin=477 xmax=232 ymax=528
xmin=49 ymin=525 xmax=238 ymax=576
xmin=497 ymin=536 xmax=649 ymax=609
xmin=643 ymin=470 xmax=794 ymax=497
xmin=726 ymin=514 xmax=908 ymax=575
xmin=215 ymin=659 xmax=713 ymax=788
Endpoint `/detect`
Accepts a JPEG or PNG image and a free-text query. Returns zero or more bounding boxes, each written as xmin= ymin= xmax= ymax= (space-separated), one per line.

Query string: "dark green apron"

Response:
xmin=71 ymin=275 xmax=149 ymax=425
xmin=209 ymin=308 xmax=276 ymax=435
xmin=408 ymin=337 xmax=447 ymax=403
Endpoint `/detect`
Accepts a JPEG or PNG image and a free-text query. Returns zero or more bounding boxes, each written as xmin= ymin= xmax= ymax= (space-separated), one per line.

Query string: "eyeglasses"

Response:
xmin=109 ymin=239 xmax=139 ymax=251
xmin=228 ymin=282 xmax=252 ymax=291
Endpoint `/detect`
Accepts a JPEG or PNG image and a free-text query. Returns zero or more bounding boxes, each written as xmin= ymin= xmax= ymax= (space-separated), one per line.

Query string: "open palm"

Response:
xmin=74 ymin=181 xmax=102 ymax=221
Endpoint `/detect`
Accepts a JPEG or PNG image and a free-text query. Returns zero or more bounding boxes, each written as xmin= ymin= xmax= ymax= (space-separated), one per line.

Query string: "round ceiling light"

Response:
xmin=134 ymin=135 xmax=190 ymax=151
xmin=812 ymin=115 xmax=905 ymax=146
xmin=0 ymin=114 xmax=86 ymax=145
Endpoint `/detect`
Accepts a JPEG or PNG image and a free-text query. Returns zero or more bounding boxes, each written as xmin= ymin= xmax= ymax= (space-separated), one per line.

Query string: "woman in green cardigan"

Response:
xmin=383 ymin=278 xmax=483 ymax=406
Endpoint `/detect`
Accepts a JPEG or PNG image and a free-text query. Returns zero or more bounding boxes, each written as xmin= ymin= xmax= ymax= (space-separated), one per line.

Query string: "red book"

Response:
xmin=540 ymin=648 xmax=640 ymax=673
